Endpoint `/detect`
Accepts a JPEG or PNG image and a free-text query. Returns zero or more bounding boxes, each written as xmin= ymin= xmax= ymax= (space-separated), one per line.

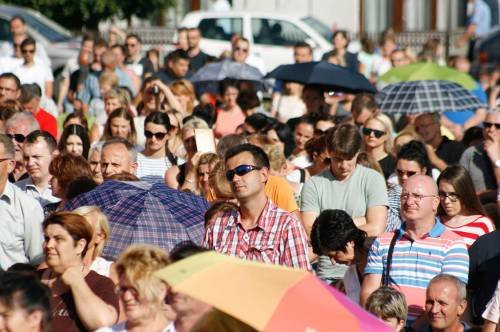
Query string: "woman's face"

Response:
xmin=110 ymin=117 xmax=131 ymax=139
xmin=43 ymin=224 xmax=84 ymax=273
xmin=198 ymin=162 xmax=213 ymax=193
xmin=145 ymin=122 xmax=169 ymax=153
xmin=327 ymin=241 xmax=355 ymax=265
xmin=438 ymin=180 xmax=463 ymax=218
xmin=363 ymin=119 xmax=387 ymax=150
xmin=294 ymin=123 xmax=314 ymax=151
xmin=266 ymin=129 xmax=285 ymax=154
xmin=89 ymin=150 xmax=103 ymax=184
xmin=105 ymin=97 xmax=122 ymax=115
xmin=333 ymin=33 xmax=348 ymax=50
xmin=65 ymin=134 xmax=84 ymax=157
xmin=396 ymin=159 xmax=426 ymax=186
xmin=182 ymin=129 xmax=197 ymax=157
xmin=173 ymin=92 xmax=191 ymax=113
xmin=223 ymin=86 xmax=239 ymax=109
xmin=50 ymin=176 xmax=64 ymax=199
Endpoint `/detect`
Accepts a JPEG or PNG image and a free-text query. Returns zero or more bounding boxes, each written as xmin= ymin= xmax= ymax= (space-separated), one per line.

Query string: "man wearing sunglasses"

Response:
xmin=203 ymin=143 xmax=311 ymax=270
xmin=5 ymin=112 xmax=40 ymax=183
xmin=460 ymin=111 xmax=500 ymax=192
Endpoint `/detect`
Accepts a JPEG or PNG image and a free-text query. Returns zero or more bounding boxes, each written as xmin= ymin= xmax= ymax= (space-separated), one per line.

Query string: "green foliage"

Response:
xmin=2 ymin=0 xmax=176 ymax=30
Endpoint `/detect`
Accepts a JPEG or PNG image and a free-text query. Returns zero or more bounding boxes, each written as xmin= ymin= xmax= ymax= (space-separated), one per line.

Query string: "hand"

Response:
xmin=425 ymin=144 xmax=439 ymax=163
xmin=484 ymin=137 xmax=500 ymax=163
xmin=60 ymin=265 xmax=85 ymax=287
xmin=187 ymin=151 xmax=203 ymax=170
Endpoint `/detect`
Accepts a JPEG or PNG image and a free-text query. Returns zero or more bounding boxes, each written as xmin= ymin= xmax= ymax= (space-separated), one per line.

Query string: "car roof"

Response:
xmin=182 ymin=10 xmax=305 ymax=24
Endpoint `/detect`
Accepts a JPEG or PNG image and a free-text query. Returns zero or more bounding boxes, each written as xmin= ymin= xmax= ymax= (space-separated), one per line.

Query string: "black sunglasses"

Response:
xmin=21 ymin=49 xmax=35 ymax=54
xmin=226 ymin=164 xmax=261 ymax=181
xmin=144 ymin=130 xmax=167 ymax=140
xmin=396 ymin=169 xmax=417 ymax=177
xmin=362 ymin=127 xmax=386 ymax=138
xmin=483 ymin=121 xmax=500 ymax=129
xmin=6 ymin=133 xmax=26 ymax=143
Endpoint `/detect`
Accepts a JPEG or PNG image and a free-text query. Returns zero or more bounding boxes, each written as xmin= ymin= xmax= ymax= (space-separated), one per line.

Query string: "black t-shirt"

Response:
xmin=189 ymin=50 xmax=210 ymax=73
xmin=436 ymin=136 xmax=466 ymax=165
xmin=125 ymin=57 xmax=154 ymax=78
xmin=378 ymin=154 xmax=396 ymax=180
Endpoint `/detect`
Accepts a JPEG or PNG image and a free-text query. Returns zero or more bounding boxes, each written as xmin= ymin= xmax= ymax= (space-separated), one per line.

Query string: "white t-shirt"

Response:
xmin=96 ymin=321 xmax=176 ymax=332
xmin=483 ymin=280 xmax=500 ymax=324
xmin=90 ymin=256 xmax=113 ymax=278
xmin=136 ymin=152 xmax=173 ymax=179
xmin=14 ymin=62 xmax=54 ymax=96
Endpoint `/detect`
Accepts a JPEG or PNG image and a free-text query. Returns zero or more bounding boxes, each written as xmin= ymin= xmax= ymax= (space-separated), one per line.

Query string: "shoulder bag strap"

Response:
xmin=383 ymin=231 xmax=399 ymax=287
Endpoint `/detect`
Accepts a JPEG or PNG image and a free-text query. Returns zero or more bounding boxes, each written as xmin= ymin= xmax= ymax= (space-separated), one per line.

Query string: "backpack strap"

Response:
xmin=382 ymin=231 xmax=399 ymax=287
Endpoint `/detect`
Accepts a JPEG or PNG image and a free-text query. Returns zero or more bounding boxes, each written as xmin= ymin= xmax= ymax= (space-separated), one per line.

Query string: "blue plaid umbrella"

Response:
xmin=375 ymin=80 xmax=487 ymax=114
xmin=65 ymin=180 xmax=209 ymax=259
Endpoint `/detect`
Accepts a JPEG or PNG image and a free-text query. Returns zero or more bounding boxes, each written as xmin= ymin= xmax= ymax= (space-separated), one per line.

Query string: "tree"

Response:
xmin=119 ymin=0 xmax=176 ymax=27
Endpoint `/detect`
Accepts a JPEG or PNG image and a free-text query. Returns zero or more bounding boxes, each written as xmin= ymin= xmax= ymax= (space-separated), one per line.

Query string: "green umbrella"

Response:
xmin=380 ymin=62 xmax=477 ymax=90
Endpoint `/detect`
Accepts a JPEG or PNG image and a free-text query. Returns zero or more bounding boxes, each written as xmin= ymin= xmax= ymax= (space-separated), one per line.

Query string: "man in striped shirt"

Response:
xmin=203 ymin=144 xmax=311 ymax=271
xmin=360 ymin=175 xmax=469 ymax=328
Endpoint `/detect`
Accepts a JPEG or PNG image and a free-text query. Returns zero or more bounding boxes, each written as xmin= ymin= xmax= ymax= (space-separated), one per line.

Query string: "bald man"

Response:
xmin=361 ymin=175 xmax=469 ymax=329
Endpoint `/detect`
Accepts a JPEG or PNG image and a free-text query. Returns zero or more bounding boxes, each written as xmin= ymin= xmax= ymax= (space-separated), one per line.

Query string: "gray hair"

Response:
xmin=5 ymin=112 xmax=40 ymax=133
xmin=0 ymin=134 xmax=15 ymax=158
xmin=428 ymin=274 xmax=467 ymax=301
xmin=88 ymin=141 xmax=104 ymax=160
xmin=102 ymin=137 xmax=137 ymax=162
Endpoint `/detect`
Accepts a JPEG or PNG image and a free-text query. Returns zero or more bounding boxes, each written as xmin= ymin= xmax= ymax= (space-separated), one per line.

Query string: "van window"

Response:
xmin=198 ymin=18 xmax=243 ymax=41
xmin=252 ymin=18 xmax=309 ymax=46
xmin=0 ymin=18 xmax=11 ymax=41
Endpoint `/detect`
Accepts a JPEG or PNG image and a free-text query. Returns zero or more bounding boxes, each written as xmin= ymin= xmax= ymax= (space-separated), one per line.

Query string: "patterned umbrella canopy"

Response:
xmin=65 ymin=180 xmax=209 ymax=259
xmin=375 ymin=80 xmax=487 ymax=114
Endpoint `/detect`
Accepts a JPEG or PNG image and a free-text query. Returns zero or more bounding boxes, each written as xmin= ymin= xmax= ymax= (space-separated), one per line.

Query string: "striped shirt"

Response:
xmin=365 ymin=220 xmax=469 ymax=320
xmin=443 ymin=215 xmax=495 ymax=248
xmin=136 ymin=153 xmax=172 ymax=179
xmin=203 ymin=199 xmax=311 ymax=271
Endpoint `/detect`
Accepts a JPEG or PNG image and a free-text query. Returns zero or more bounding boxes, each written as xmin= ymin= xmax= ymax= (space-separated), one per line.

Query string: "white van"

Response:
xmin=181 ymin=11 xmax=332 ymax=73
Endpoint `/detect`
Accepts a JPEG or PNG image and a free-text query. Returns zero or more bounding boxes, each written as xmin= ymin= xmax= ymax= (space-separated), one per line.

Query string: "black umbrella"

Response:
xmin=266 ymin=61 xmax=376 ymax=94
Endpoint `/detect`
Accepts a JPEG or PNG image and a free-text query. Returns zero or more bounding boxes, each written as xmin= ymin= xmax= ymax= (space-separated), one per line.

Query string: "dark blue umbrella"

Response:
xmin=65 ymin=180 xmax=209 ymax=260
xmin=265 ymin=61 xmax=376 ymax=94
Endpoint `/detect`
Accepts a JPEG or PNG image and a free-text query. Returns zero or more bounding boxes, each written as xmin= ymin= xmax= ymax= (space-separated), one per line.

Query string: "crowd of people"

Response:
xmin=0 ymin=11 xmax=499 ymax=332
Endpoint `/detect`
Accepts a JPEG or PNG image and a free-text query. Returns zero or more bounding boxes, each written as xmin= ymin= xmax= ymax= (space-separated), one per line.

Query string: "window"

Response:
xmin=198 ymin=18 xmax=243 ymax=41
xmin=252 ymin=18 xmax=309 ymax=46
xmin=0 ymin=18 xmax=11 ymax=42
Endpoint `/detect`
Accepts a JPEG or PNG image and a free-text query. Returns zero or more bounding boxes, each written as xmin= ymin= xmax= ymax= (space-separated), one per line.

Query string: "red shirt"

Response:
xmin=35 ymin=108 xmax=57 ymax=139
xmin=204 ymin=199 xmax=311 ymax=270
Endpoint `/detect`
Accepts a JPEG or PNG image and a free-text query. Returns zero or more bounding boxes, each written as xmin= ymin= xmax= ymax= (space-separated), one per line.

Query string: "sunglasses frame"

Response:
xmin=144 ymin=130 xmax=167 ymax=140
xmin=226 ymin=164 xmax=262 ymax=181
xmin=362 ymin=127 xmax=386 ymax=138
xmin=483 ymin=121 xmax=500 ymax=129
xmin=7 ymin=133 xmax=26 ymax=143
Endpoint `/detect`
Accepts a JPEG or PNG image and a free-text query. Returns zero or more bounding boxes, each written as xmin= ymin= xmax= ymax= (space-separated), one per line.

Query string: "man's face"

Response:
xmin=81 ymin=40 xmax=94 ymax=54
xmin=112 ymin=47 xmax=125 ymax=65
xmin=0 ymin=143 xmax=15 ymax=186
xmin=20 ymin=44 xmax=36 ymax=64
xmin=294 ymin=46 xmax=313 ymax=63
xmin=0 ymin=78 xmax=20 ymax=102
xmin=6 ymin=121 xmax=34 ymax=163
xmin=23 ymin=139 xmax=53 ymax=183
xmin=401 ymin=176 xmax=439 ymax=223
xmin=125 ymin=37 xmax=140 ymax=57
xmin=329 ymin=151 xmax=358 ymax=181
xmin=93 ymin=46 xmax=107 ymax=65
xmin=425 ymin=280 xmax=466 ymax=331
xmin=232 ymin=40 xmax=250 ymax=63
xmin=187 ymin=29 xmax=201 ymax=49
xmin=100 ymin=143 xmax=136 ymax=179
xmin=225 ymin=151 xmax=268 ymax=202
xmin=353 ymin=108 xmax=374 ymax=127
xmin=414 ymin=114 xmax=440 ymax=144
xmin=483 ymin=112 xmax=500 ymax=141
xmin=9 ymin=18 xmax=25 ymax=36
xmin=391 ymin=50 xmax=409 ymax=67
xmin=302 ymin=88 xmax=324 ymax=113
xmin=0 ymin=299 xmax=42 ymax=332
xmin=22 ymin=98 xmax=40 ymax=115
xmin=169 ymin=59 xmax=190 ymax=78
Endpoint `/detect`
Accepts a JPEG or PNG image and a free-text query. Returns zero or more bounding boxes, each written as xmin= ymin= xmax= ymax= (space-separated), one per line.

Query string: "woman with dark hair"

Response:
xmin=263 ymin=121 xmax=295 ymax=158
xmin=213 ymin=79 xmax=245 ymax=139
xmin=311 ymin=209 xmax=371 ymax=303
xmin=59 ymin=124 xmax=91 ymax=159
xmin=438 ymin=165 xmax=494 ymax=248
xmin=39 ymin=212 xmax=119 ymax=331
xmin=322 ymin=30 xmax=360 ymax=72
xmin=102 ymin=108 xmax=137 ymax=145
xmin=136 ymin=111 xmax=174 ymax=179
xmin=288 ymin=116 xmax=315 ymax=169
xmin=63 ymin=111 xmax=89 ymax=131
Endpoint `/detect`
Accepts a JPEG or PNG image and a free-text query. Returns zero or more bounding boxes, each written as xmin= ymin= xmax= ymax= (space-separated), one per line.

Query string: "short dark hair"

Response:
xmin=20 ymin=37 xmax=36 ymax=50
xmin=244 ymin=113 xmax=274 ymax=133
xmin=126 ymin=33 xmax=142 ymax=43
xmin=219 ymin=77 xmax=239 ymax=96
xmin=294 ymin=42 xmax=313 ymax=53
xmin=396 ymin=140 xmax=432 ymax=176
xmin=20 ymin=83 xmax=42 ymax=103
xmin=10 ymin=15 xmax=25 ymax=24
xmin=25 ymin=130 xmax=57 ymax=152
xmin=351 ymin=93 xmax=377 ymax=117
xmin=311 ymin=209 xmax=367 ymax=255
xmin=0 ymin=272 xmax=52 ymax=332
xmin=0 ymin=73 xmax=21 ymax=90
xmin=66 ymin=176 xmax=98 ymax=200
xmin=325 ymin=123 xmax=361 ymax=158
xmin=144 ymin=111 xmax=171 ymax=131
xmin=224 ymin=143 xmax=270 ymax=169
xmin=237 ymin=90 xmax=260 ymax=111
xmin=111 ymin=44 xmax=126 ymax=55
xmin=166 ymin=49 xmax=190 ymax=64
xmin=169 ymin=241 xmax=208 ymax=262
xmin=59 ymin=124 xmax=91 ymax=159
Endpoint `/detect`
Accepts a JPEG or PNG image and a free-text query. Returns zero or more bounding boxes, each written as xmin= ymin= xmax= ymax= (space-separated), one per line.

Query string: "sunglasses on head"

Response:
xmin=362 ymin=127 xmax=386 ymax=138
xmin=226 ymin=164 xmax=261 ymax=181
xmin=483 ymin=121 xmax=500 ymax=129
xmin=144 ymin=130 xmax=167 ymax=140
xmin=7 ymin=133 xmax=26 ymax=143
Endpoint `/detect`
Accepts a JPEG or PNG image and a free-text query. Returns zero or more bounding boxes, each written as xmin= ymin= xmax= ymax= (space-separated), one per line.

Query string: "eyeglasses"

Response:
xmin=6 ymin=133 xmax=26 ymax=143
xmin=362 ymin=127 xmax=386 ymax=138
xmin=21 ymin=49 xmax=35 ymax=54
xmin=401 ymin=192 xmax=436 ymax=203
xmin=226 ymin=164 xmax=261 ymax=181
xmin=144 ymin=130 xmax=167 ymax=140
xmin=483 ymin=121 xmax=500 ymax=129
xmin=396 ymin=169 xmax=418 ymax=177
xmin=438 ymin=191 xmax=460 ymax=202
xmin=115 ymin=285 xmax=139 ymax=297
xmin=234 ymin=47 xmax=248 ymax=53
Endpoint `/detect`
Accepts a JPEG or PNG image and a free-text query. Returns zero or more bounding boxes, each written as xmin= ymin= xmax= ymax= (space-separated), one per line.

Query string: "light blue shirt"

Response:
xmin=471 ymin=0 xmax=492 ymax=37
xmin=15 ymin=177 xmax=60 ymax=208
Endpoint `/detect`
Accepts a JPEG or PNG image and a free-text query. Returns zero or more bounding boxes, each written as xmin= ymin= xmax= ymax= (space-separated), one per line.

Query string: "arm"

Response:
xmin=360 ymin=274 xmax=382 ymax=307
xmin=356 ymin=205 xmax=387 ymax=237
xmin=300 ymin=211 xmax=319 ymax=238
xmin=281 ymin=217 xmax=312 ymax=271
xmin=24 ymin=200 xmax=45 ymax=265
xmin=154 ymin=80 xmax=183 ymax=113
xmin=62 ymin=267 xmax=118 ymax=330
xmin=179 ymin=152 xmax=202 ymax=193
xmin=463 ymin=108 xmax=487 ymax=130
xmin=165 ymin=165 xmax=180 ymax=189
xmin=57 ymin=77 xmax=69 ymax=113
xmin=426 ymin=144 xmax=448 ymax=171
xmin=483 ymin=320 xmax=498 ymax=332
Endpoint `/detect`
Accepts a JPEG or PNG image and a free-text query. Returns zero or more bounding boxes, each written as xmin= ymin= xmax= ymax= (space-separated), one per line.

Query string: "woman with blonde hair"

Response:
xmin=166 ymin=109 xmax=185 ymax=160
xmin=169 ymin=79 xmax=197 ymax=115
xmin=362 ymin=113 xmax=395 ymax=179
xmin=72 ymin=206 xmax=117 ymax=283
xmin=96 ymin=244 xmax=174 ymax=332
xmin=101 ymin=108 xmax=137 ymax=145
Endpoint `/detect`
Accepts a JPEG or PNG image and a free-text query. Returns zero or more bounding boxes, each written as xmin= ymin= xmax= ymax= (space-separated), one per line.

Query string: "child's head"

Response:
xmin=365 ymin=286 xmax=407 ymax=332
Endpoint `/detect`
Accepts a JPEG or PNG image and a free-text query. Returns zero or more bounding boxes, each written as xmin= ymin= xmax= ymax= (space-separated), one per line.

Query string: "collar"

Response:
xmin=229 ymin=199 xmax=273 ymax=231
xmin=0 ymin=181 xmax=14 ymax=203
xmin=396 ymin=218 xmax=446 ymax=240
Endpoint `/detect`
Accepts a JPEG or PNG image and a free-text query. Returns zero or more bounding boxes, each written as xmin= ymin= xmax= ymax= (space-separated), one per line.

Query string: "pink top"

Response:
xmin=213 ymin=108 xmax=245 ymax=138
xmin=443 ymin=215 xmax=495 ymax=248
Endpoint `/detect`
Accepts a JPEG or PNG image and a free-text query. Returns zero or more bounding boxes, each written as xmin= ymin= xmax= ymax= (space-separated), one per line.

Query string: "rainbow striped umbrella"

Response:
xmin=155 ymin=252 xmax=391 ymax=332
